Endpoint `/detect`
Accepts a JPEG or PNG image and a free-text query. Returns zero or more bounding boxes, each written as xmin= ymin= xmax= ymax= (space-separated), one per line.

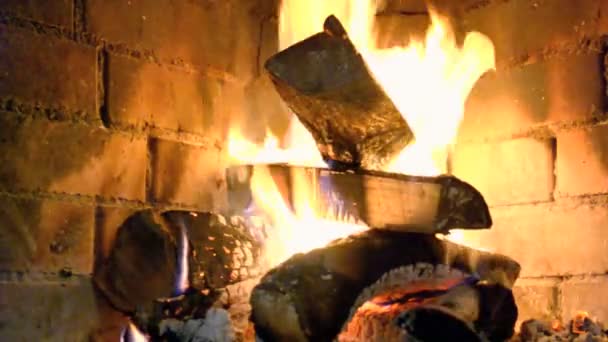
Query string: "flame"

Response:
xmin=228 ymin=1 xmax=496 ymax=264
xmin=368 ymin=13 xmax=495 ymax=176
xmin=121 ymin=322 xmax=148 ymax=342
xmin=551 ymin=319 xmax=564 ymax=331
xmin=248 ymin=165 xmax=366 ymax=265
xmin=173 ymin=217 xmax=189 ymax=296
xmin=572 ymin=311 xmax=591 ymax=334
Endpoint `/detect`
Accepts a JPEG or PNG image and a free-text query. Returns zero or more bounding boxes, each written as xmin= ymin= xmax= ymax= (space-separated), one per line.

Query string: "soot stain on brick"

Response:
xmin=0 ymin=112 xmax=109 ymax=270
xmin=0 ymin=113 xmax=107 ymax=192
xmin=0 ymin=197 xmax=41 ymax=267
xmin=0 ymin=197 xmax=92 ymax=272
xmin=148 ymin=138 xmax=188 ymax=204
xmin=588 ymin=125 xmax=608 ymax=177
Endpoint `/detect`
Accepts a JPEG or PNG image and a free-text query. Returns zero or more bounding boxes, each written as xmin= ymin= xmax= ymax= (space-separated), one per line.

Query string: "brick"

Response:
xmin=87 ymin=0 xmax=269 ymax=80
xmin=150 ymin=139 xmax=226 ymax=210
xmin=459 ymin=53 xmax=605 ymax=141
xmin=377 ymin=0 xmax=428 ymax=13
xmin=0 ymin=113 xmax=147 ymax=200
xmin=513 ymin=278 xmax=559 ymax=326
xmin=452 ymin=137 xmax=554 ymax=206
xmin=89 ymin=296 xmax=128 ymax=342
xmin=377 ymin=0 xmax=482 ymax=15
xmin=242 ymin=76 xmax=291 ymax=141
xmin=462 ymin=0 xmax=601 ymax=65
xmin=455 ymin=200 xmax=608 ymax=277
xmin=560 ymin=276 xmax=608 ymax=323
xmin=374 ymin=14 xmax=430 ymax=48
xmin=259 ymin=16 xmax=278 ymax=74
xmin=0 ymin=197 xmax=94 ymax=273
xmin=0 ymin=0 xmax=73 ymax=27
xmin=94 ymin=206 xmax=138 ymax=264
xmin=0 ymin=24 xmax=97 ymax=119
xmin=600 ymin=0 xmax=608 ymax=33
xmin=0 ymin=276 xmax=120 ymax=341
xmin=556 ymin=125 xmax=608 ymax=197
xmin=107 ymin=54 xmax=231 ymax=139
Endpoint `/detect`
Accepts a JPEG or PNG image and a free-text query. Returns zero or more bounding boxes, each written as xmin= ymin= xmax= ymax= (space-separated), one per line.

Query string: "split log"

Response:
xmin=94 ymin=210 xmax=262 ymax=313
xmin=250 ymin=229 xmax=520 ymax=342
xmin=265 ymin=15 xmax=414 ymax=170
xmin=162 ymin=211 xmax=264 ymax=290
xmin=227 ymin=164 xmax=492 ymax=233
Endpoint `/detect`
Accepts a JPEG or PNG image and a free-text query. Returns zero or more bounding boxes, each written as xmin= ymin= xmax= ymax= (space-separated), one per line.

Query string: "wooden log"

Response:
xmin=162 ymin=211 xmax=264 ymax=290
xmin=250 ymin=229 xmax=520 ymax=342
xmin=94 ymin=210 xmax=262 ymax=313
xmin=396 ymin=282 xmax=518 ymax=342
xmin=265 ymin=15 xmax=414 ymax=170
xmin=227 ymin=164 xmax=492 ymax=233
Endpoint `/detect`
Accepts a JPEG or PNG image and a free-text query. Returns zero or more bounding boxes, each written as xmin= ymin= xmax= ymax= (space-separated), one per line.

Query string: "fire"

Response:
xmin=228 ymin=1 xmax=496 ymax=264
xmin=121 ymin=322 xmax=148 ymax=342
xmin=249 ymin=165 xmax=366 ymax=264
xmin=572 ymin=311 xmax=591 ymax=334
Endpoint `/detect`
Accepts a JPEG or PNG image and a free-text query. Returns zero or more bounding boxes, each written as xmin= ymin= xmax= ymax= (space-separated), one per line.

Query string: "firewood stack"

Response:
xmin=102 ymin=14 xmax=524 ymax=342
xmin=243 ymin=15 xmax=523 ymax=342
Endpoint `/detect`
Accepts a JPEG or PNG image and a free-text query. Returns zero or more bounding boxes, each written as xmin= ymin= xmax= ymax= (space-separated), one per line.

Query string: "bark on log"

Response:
xmin=94 ymin=210 xmax=262 ymax=313
xmin=227 ymin=164 xmax=492 ymax=233
xmin=250 ymin=229 xmax=520 ymax=342
xmin=265 ymin=15 xmax=414 ymax=170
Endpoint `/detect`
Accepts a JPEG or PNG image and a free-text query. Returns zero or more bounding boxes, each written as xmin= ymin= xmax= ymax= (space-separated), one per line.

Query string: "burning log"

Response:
xmin=250 ymin=229 xmax=520 ymax=341
xmin=227 ymin=164 xmax=492 ymax=233
xmin=395 ymin=281 xmax=518 ymax=342
xmin=264 ymin=15 xmax=414 ymax=170
xmin=94 ymin=210 xmax=262 ymax=313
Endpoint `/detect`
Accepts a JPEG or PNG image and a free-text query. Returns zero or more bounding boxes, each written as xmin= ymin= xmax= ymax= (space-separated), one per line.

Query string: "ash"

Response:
xmin=514 ymin=316 xmax=608 ymax=342
xmin=158 ymin=308 xmax=235 ymax=342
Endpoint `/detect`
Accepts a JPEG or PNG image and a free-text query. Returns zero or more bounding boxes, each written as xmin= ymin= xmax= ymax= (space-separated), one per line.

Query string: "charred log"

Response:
xmin=94 ymin=210 xmax=177 ymax=312
xmin=396 ymin=282 xmax=518 ymax=342
xmin=94 ymin=210 xmax=262 ymax=313
xmin=227 ymin=164 xmax=491 ymax=233
xmin=339 ymin=265 xmax=470 ymax=341
xmin=250 ymin=229 xmax=520 ymax=342
xmin=264 ymin=15 xmax=414 ymax=170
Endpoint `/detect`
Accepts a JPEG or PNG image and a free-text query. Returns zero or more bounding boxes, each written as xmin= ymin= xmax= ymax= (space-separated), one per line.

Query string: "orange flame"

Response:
xmin=572 ymin=311 xmax=590 ymax=334
xmin=228 ymin=1 xmax=496 ymax=264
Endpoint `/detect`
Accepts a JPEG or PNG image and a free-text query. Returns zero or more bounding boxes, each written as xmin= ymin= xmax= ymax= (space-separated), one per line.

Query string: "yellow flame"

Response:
xmin=249 ymin=166 xmax=366 ymax=265
xmin=228 ymin=1 xmax=496 ymax=264
xmin=121 ymin=322 xmax=148 ymax=342
xmin=369 ymin=14 xmax=495 ymax=175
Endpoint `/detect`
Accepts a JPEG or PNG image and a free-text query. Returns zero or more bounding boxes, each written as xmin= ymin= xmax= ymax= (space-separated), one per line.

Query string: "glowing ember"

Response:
xmin=572 ymin=311 xmax=591 ymax=334
xmin=551 ymin=319 xmax=564 ymax=331
xmin=228 ymin=0 xmax=496 ymax=264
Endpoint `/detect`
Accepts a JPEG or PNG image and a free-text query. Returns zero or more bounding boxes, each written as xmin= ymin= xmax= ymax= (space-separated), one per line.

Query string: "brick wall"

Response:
xmin=404 ymin=0 xmax=607 ymax=325
xmin=0 ymin=0 xmax=278 ymax=340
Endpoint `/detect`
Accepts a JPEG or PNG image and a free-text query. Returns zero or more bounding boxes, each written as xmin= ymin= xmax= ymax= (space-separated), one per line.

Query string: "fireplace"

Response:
xmin=0 ymin=0 xmax=607 ymax=341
